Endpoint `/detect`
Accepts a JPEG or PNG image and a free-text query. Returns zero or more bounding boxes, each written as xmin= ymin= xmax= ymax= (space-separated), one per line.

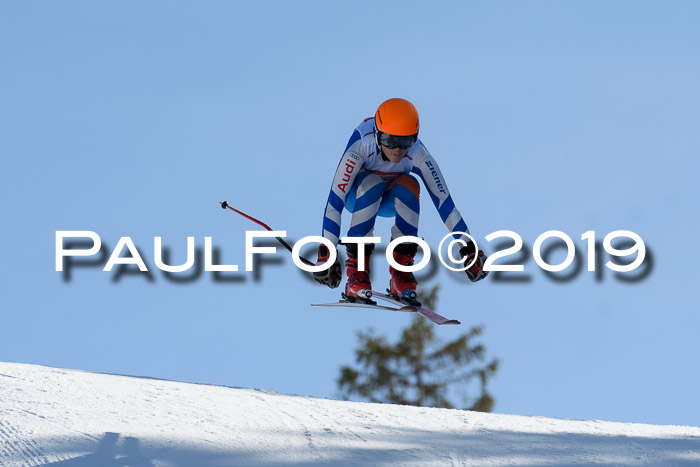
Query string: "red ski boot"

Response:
xmin=343 ymin=243 xmax=375 ymax=304
xmin=389 ymin=242 xmax=421 ymax=306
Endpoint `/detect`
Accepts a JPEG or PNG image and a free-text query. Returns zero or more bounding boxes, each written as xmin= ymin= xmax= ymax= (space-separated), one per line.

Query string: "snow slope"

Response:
xmin=1 ymin=362 xmax=699 ymax=466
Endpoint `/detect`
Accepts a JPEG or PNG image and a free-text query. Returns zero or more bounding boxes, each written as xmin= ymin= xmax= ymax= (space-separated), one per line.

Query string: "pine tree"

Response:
xmin=337 ymin=285 xmax=498 ymax=411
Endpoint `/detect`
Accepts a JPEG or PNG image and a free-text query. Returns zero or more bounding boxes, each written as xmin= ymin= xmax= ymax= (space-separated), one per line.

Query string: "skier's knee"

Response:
xmin=393 ymin=175 xmax=420 ymax=201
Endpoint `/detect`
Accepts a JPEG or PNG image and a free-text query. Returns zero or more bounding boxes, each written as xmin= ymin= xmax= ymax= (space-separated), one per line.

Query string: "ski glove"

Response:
xmin=459 ymin=242 xmax=489 ymax=282
xmin=313 ymin=244 xmax=342 ymax=289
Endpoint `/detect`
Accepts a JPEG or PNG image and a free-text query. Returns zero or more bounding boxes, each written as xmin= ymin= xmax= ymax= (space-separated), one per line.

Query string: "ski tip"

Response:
xmin=220 ymin=201 xmax=230 ymax=209
xmin=443 ymin=320 xmax=461 ymax=325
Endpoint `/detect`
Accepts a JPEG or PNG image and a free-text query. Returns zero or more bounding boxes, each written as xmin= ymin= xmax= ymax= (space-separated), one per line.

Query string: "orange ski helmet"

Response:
xmin=374 ymin=98 xmax=420 ymax=136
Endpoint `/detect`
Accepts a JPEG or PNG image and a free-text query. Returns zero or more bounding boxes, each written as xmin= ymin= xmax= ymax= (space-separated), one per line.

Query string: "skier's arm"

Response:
xmin=411 ymin=145 xmax=488 ymax=282
xmin=411 ymin=144 xmax=471 ymax=240
xmin=321 ymin=130 xmax=367 ymax=246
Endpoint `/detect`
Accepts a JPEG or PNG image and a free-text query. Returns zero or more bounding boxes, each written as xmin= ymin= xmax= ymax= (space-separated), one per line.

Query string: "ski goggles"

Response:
xmin=376 ymin=130 xmax=418 ymax=150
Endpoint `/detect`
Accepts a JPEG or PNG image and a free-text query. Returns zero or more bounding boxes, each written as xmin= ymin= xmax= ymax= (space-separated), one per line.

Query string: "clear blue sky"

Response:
xmin=2 ymin=1 xmax=699 ymax=426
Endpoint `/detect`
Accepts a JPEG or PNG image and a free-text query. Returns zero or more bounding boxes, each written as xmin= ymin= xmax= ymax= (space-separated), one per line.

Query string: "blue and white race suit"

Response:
xmin=321 ymin=117 xmax=471 ymax=247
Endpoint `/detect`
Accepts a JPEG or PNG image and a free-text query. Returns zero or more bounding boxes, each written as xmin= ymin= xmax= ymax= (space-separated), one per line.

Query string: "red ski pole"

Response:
xmin=220 ymin=201 xmax=315 ymax=267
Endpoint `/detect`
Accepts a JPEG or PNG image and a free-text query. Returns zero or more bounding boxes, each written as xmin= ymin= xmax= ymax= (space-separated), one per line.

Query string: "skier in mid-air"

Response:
xmin=313 ymin=98 xmax=488 ymax=304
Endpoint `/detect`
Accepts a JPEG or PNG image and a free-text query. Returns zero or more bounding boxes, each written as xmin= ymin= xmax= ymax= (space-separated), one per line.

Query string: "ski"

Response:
xmin=371 ymin=290 xmax=461 ymax=325
xmin=311 ymin=302 xmax=414 ymax=313
xmin=312 ymin=291 xmax=460 ymax=325
xmin=414 ymin=307 xmax=461 ymax=325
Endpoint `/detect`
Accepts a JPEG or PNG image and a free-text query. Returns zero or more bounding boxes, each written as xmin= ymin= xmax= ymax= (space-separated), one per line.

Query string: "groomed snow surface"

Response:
xmin=1 ymin=362 xmax=699 ymax=466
